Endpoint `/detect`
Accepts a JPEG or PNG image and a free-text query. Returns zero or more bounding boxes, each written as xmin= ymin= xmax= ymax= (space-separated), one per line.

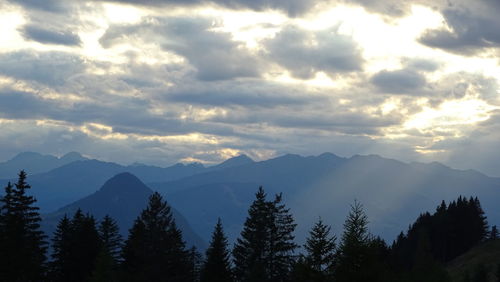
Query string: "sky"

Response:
xmin=0 ymin=0 xmax=500 ymax=175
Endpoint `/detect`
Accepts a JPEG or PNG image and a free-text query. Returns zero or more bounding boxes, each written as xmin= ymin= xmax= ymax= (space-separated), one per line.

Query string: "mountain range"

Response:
xmin=0 ymin=151 xmax=87 ymax=178
xmin=152 ymin=153 xmax=500 ymax=244
xmin=42 ymin=172 xmax=206 ymax=249
xmin=0 ymin=153 xmax=252 ymax=212
xmin=1 ymin=151 xmax=500 ymax=248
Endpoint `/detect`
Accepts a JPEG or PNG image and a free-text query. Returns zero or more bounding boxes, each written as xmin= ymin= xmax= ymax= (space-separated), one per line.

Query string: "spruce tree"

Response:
xmin=120 ymin=219 xmax=147 ymax=281
xmin=89 ymin=215 xmax=122 ymax=282
xmin=233 ymin=187 xmax=297 ymax=282
xmin=72 ymin=210 xmax=102 ymax=282
xmin=90 ymin=251 xmax=119 ymax=282
xmin=50 ymin=215 xmax=72 ymax=282
xmin=233 ymin=187 xmax=270 ymax=282
xmin=98 ymin=215 xmax=122 ymax=263
xmin=0 ymin=171 xmax=47 ymax=281
xmin=268 ymin=193 xmax=298 ymax=281
xmin=303 ymin=218 xmax=336 ymax=278
xmin=410 ymin=230 xmax=451 ymax=282
xmin=201 ymin=218 xmax=233 ymax=282
xmin=121 ymin=192 xmax=191 ymax=282
xmin=50 ymin=209 xmax=101 ymax=282
xmin=335 ymin=200 xmax=370 ymax=282
xmin=490 ymin=225 xmax=499 ymax=240
xmin=187 ymin=246 xmax=203 ymax=282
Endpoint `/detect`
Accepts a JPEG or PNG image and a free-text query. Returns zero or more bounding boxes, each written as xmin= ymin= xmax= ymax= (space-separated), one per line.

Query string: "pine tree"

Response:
xmin=98 ymin=215 xmax=122 ymax=263
xmin=188 ymin=246 xmax=203 ymax=282
xmin=120 ymin=219 xmax=147 ymax=281
xmin=89 ymin=215 xmax=122 ymax=282
xmin=268 ymin=193 xmax=298 ymax=281
xmin=50 ymin=209 xmax=101 ymax=282
xmin=50 ymin=215 xmax=72 ymax=282
xmin=89 ymin=251 xmax=119 ymax=282
xmin=410 ymin=230 xmax=451 ymax=282
xmin=0 ymin=182 xmax=15 ymax=280
xmin=72 ymin=210 xmax=102 ymax=282
xmin=0 ymin=171 xmax=47 ymax=281
xmin=490 ymin=225 xmax=499 ymax=240
xmin=121 ymin=192 xmax=191 ymax=282
xmin=233 ymin=187 xmax=271 ymax=282
xmin=335 ymin=200 xmax=370 ymax=282
xmin=201 ymin=218 xmax=233 ymax=282
xmin=303 ymin=218 xmax=336 ymax=279
xmin=470 ymin=197 xmax=489 ymax=243
xmin=233 ymin=187 xmax=297 ymax=282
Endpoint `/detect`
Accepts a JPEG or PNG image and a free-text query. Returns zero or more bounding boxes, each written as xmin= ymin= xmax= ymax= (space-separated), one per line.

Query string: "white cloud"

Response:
xmin=1 ymin=0 xmax=500 ymax=176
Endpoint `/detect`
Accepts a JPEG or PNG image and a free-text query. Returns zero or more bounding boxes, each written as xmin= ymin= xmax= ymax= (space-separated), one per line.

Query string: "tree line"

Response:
xmin=0 ymin=171 xmax=496 ymax=281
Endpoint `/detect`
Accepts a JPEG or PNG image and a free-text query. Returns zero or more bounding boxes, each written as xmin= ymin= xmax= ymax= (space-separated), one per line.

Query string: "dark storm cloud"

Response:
xmin=8 ymin=0 xmax=71 ymax=12
xmin=0 ymin=51 xmax=85 ymax=86
xmin=0 ymin=79 xmax=237 ymax=138
xmin=265 ymin=25 xmax=363 ymax=79
xmin=166 ymin=80 xmax=316 ymax=107
xmin=98 ymin=0 xmax=325 ymax=16
xmin=210 ymin=109 xmax=400 ymax=135
xmin=100 ymin=17 xmax=261 ymax=81
xmin=419 ymin=8 xmax=500 ymax=55
xmin=0 ymin=90 xmax=50 ymax=119
xmin=20 ymin=25 xmax=81 ymax=46
xmin=371 ymin=69 xmax=426 ymax=95
xmin=160 ymin=18 xmax=260 ymax=81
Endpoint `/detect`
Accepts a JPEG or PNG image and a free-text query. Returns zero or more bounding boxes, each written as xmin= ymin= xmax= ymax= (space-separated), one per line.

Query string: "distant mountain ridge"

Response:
xmin=0 ymin=154 xmax=253 ymax=212
xmin=0 ymin=151 xmax=87 ymax=178
xmin=150 ymin=153 xmax=500 ymax=244
xmin=208 ymin=154 xmax=254 ymax=170
xmin=42 ymin=172 xmax=206 ymax=250
xmin=2 ymin=151 xmax=500 ymax=246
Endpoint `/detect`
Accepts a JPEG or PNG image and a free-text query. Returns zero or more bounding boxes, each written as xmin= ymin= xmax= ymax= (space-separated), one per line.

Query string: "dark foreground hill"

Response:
xmin=42 ymin=172 xmax=206 ymax=250
xmin=447 ymin=239 xmax=500 ymax=281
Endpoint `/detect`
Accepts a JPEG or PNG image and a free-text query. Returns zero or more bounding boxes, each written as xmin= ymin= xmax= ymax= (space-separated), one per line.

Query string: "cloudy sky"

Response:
xmin=1 ymin=0 xmax=500 ymax=175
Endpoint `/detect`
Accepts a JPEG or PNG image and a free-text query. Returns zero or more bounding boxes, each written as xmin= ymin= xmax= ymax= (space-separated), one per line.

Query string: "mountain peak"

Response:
xmin=60 ymin=152 xmax=85 ymax=162
xmin=99 ymin=172 xmax=152 ymax=194
xmin=212 ymin=154 xmax=254 ymax=170
xmin=317 ymin=152 xmax=343 ymax=160
xmin=10 ymin=151 xmax=48 ymax=162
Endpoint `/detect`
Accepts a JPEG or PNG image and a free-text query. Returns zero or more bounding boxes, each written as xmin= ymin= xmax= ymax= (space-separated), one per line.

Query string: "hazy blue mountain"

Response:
xmin=0 ymin=151 xmax=87 ymax=178
xmin=151 ymin=153 xmax=500 ymax=245
xmin=0 ymin=159 xmax=205 ymax=212
xmin=4 ymin=151 xmax=500 ymax=246
xmin=0 ymin=154 xmax=253 ymax=212
xmin=208 ymin=154 xmax=254 ymax=171
xmin=42 ymin=172 xmax=206 ymax=250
